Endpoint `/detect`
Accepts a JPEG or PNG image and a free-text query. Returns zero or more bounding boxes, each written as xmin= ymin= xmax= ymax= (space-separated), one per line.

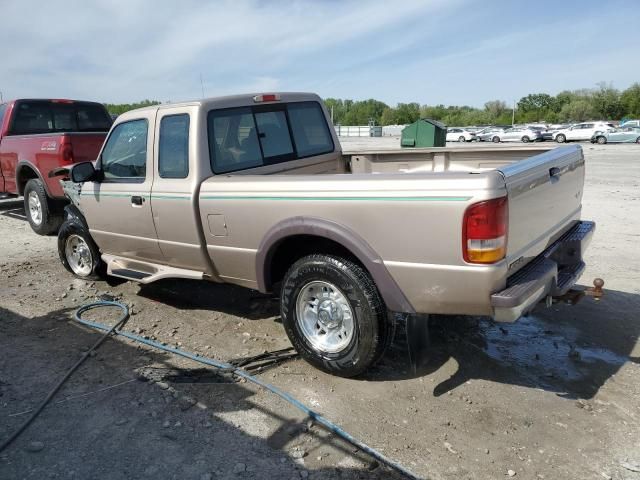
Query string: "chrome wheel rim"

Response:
xmin=295 ymin=281 xmax=354 ymax=354
xmin=28 ymin=191 xmax=42 ymax=225
xmin=65 ymin=234 xmax=93 ymax=276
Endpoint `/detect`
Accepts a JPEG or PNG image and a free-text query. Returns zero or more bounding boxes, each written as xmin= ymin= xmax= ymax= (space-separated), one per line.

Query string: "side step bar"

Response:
xmin=102 ymin=254 xmax=204 ymax=284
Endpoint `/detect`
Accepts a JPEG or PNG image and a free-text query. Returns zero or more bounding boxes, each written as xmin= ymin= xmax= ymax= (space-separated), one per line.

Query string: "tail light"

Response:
xmin=462 ymin=196 xmax=508 ymax=264
xmin=60 ymin=138 xmax=74 ymax=163
xmin=253 ymin=94 xmax=280 ymax=103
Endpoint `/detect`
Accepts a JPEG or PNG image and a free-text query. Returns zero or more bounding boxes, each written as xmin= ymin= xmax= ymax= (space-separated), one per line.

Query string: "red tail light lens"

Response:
xmin=60 ymin=139 xmax=74 ymax=163
xmin=462 ymin=196 xmax=508 ymax=263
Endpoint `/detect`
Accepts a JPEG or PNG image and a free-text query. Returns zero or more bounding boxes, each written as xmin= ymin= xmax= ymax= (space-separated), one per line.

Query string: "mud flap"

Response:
xmin=406 ymin=314 xmax=431 ymax=373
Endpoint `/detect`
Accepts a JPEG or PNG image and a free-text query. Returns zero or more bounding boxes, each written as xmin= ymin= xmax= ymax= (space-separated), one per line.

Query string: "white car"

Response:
xmin=446 ymin=128 xmax=476 ymax=142
xmin=492 ymin=127 xmax=542 ymax=143
xmin=554 ymin=122 xmax=615 ymax=143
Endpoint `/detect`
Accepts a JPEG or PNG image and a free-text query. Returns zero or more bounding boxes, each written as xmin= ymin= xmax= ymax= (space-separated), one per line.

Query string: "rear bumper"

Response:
xmin=491 ymin=221 xmax=595 ymax=322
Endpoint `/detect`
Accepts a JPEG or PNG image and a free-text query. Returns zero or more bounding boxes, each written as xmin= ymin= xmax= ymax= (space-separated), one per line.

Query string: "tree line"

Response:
xmin=324 ymin=82 xmax=640 ymax=126
xmin=103 ymin=82 xmax=640 ymax=126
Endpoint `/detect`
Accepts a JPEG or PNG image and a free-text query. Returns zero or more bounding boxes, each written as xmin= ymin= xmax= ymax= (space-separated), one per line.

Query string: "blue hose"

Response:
xmin=74 ymin=301 xmax=424 ymax=480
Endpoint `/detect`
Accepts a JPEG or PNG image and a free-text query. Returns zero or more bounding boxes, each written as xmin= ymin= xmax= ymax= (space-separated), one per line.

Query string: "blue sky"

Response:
xmin=0 ymin=0 xmax=638 ymax=107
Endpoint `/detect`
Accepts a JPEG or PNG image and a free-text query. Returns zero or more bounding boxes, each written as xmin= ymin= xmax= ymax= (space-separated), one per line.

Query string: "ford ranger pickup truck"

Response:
xmin=57 ymin=92 xmax=595 ymax=377
xmin=0 ymin=99 xmax=112 ymax=234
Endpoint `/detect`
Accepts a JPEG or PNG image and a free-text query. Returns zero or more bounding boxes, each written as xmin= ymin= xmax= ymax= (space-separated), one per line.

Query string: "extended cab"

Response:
xmin=58 ymin=92 xmax=595 ymax=377
xmin=0 ymin=99 xmax=112 ymax=234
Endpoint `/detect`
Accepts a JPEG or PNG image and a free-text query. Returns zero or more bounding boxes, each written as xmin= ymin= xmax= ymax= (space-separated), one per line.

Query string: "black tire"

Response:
xmin=24 ymin=179 xmax=62 ymax=235
xmin=636 ymin=136 xmax=640 ymax=144
xmin=458 ymin=136 xmax=466 ymax=142
xmin=492 ymin=136 xmax=500 ymax=143
xmin=596 ymin=136 xmax=607 ymax=145
xmin=556 ymin=134 xmax=566 ymax=143
xmin=58 ymin=221 xmax=105 ymax=280
xmin=280 ymin=254 xmax=389 ymax=377
xmin=521 ymin=136 xmax=530 ymax=143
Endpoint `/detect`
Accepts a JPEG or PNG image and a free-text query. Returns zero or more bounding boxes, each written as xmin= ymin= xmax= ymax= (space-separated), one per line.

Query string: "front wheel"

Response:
xmin=636 ymin=136 xmax=640 ymax=144
xmin=458 ymin=136 xmax=466 ymax=142
xmin=521 ymin=136 xmax=530 ymax=143
xmin=24 ymin=179 xmax=62 ymax=235
xmin=556 ymin=134 xmax=566 ymax=143
xmin=596 ymin=136 xmax=607 ymax=145
xmin=492 ymin=136 xmax=500 ymax=143
xmin=280 ymin=254 xmax=389 ymax=377
xmin=58 ymin=221 xmax=105 ymax=280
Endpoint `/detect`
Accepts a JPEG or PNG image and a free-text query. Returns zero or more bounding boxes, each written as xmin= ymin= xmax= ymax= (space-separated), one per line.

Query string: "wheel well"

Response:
xmin=266 ymin=235 xmax=362 ymax=290
xmin=16 ymin=165 xmax=39 ymax=195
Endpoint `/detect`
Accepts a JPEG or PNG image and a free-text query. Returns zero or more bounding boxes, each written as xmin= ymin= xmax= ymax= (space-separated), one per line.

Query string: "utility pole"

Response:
xmin=0 ymin=91 xmax=3 ymax=103
xmin=512 ymin=100 xmax=516 ymax=126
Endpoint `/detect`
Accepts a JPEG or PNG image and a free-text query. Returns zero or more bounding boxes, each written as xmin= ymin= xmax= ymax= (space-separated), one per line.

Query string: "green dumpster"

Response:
xmin=401 ymin=119 xmax=447 ymax=147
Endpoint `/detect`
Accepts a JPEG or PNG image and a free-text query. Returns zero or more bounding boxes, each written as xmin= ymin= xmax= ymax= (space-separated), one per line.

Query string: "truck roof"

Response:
xmin=118 ymin=92 xmax=323 ymax=119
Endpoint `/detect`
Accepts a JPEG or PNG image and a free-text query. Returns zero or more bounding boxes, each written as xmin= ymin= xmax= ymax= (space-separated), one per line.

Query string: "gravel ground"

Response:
xmin=0 ymin=139 xmax=639 ymax=480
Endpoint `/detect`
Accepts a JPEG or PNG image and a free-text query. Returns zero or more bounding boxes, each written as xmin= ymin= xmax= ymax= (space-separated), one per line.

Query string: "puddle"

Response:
xmin=479 ymin=315 xmax=629 ymax=381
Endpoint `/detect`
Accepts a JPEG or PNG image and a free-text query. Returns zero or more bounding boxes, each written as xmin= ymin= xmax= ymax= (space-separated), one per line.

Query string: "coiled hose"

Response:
xmin=1 ymin=301 xmax=424 ymax=480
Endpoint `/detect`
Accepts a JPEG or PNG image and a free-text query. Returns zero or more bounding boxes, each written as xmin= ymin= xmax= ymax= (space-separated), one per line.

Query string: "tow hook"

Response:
xmin=549 ymin=278 xmax=605 ymax=306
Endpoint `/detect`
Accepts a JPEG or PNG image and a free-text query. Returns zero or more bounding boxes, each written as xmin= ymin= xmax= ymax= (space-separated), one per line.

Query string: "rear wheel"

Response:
xmin=636 ymin=136 xmax=640 ymax=144
xmin=596 ymin=136 xmax=607 ymax=145
xmin=58 ymin=221 xmax=105 ymax=280
xmin=458 ymin=136 xmax=466 ymax=142
xmin=556 ymin=134 xmax=566 ymax=143
xmin=492 ymin=136 xmax=500 ymax=143
xmin=521 ymin=136 xmax=530 ymax=143
xmin=280 ymin=254 xmax=389 ymax=377
xmin=24 ymin=179 xmax=62 ymax=235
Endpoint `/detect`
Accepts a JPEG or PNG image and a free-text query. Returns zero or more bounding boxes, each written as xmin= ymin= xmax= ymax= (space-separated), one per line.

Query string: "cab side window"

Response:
xmin=101 ymin=119 xmax=148 ymax=182
xmin=159 ymin=114 xmax=189 ymax=179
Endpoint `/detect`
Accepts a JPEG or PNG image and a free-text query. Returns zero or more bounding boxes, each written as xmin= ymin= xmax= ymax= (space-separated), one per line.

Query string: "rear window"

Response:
xmin=208 ymin=101 xmax=333 ymax=174
xmin=9 ymin=100 xmax=112 ymax=135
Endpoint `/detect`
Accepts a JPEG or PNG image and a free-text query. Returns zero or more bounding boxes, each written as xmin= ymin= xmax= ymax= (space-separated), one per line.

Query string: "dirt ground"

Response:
xmin=1 ymin=140 xmax=639 ymax=480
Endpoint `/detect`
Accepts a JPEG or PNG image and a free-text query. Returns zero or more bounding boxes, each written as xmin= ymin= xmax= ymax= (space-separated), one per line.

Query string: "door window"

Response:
xmin=159 ymin=114 xmax=189 ymax=179
xmin=101 ymin=119 xmax=148 ymax=182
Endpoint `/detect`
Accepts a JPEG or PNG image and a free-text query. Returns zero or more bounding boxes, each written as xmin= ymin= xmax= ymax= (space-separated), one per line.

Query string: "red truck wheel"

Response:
xmin=280 ymin=254 xmax=390 ymax=377
xmin=23 ymin=179 xmax=62 ymax=235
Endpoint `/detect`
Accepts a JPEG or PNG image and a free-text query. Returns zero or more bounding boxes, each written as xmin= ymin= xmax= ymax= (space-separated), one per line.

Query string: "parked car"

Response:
xmin=476 ymin=127 xmax=509 ymax=142
xmin=542 ymin=124 xmax=572 ymax=141
xmin=553 ymin=122 xmax=615 ymax=143
xmin=0 ymin=99 xmax=112 ymax=233
xmin=56 ymin=92 xmax=595 ymax=377
xmin=591 ymin=126 xmax=640 ymax=144
xmin=492 ymin=127 xmax=542 ymax=143
xmin=446 ymin=128 xmax=476 ymax=142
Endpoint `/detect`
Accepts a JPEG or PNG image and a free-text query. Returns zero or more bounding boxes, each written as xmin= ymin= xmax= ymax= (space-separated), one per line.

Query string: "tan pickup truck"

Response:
xmin=58 ymin=92 xmax=595 ymax=376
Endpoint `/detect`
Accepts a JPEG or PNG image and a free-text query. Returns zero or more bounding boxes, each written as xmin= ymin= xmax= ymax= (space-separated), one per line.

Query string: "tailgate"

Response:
xmin=499 ymin=145 xmax=585 ymax=270
xmin=65 ymin=132 xmax=107 ymax=163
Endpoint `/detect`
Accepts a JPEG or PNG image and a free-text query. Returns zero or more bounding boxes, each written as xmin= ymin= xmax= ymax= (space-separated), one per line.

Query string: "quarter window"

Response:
xmin=101 ymin=119 xmax=148 ymax=181
xmin=159 ymin=114 xmax=190 ymax=179
xmin=208 ymin=101 xmax=333 ymax=174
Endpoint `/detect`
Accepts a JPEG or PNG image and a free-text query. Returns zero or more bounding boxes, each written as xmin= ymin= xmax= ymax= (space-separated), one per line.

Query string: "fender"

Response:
xmin=63 ymin=204 xmax=89 ymax=230
xmin=15 ymin=160 xmax=51 ymax=197
xmin=256 ymin=216 xmax=415 ymax=313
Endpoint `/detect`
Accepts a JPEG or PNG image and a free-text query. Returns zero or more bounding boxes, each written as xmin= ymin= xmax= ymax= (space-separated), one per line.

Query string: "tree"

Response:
xmin=620 ymin=83 xmax=640 ymax=117
xmin=395 ymin=103 xmax=420 ymax=124
xmin=104 ymin=100 xmax=161 ymax=115
xmin=517 ymin=93 xmax=556 ymax=113
xmin=558 ymin=99 xmax=598 ymax=122
xmin=484 ymin=100 xmax=508 ymax=121
xmin=592 ymin=82 xmax=623 ymax=120
xmin=380 ymin=107 xmax=398 ymax=125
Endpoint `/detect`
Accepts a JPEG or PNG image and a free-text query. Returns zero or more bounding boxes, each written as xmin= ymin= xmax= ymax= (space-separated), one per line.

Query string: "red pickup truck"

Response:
xmin=0 ymin=99 xmax=112 ymax=234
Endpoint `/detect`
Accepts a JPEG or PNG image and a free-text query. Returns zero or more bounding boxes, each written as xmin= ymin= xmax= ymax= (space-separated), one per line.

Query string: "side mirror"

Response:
xmin=71 ymin=162 xmax=98 ymax=183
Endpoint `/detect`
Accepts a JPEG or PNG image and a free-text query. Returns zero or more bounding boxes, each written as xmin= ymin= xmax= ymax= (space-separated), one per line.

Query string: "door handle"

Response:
xmin=131 ymin=195 xmax=144 ymax=206
xmin=549 ymin=167 xmax=561 ymax=177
